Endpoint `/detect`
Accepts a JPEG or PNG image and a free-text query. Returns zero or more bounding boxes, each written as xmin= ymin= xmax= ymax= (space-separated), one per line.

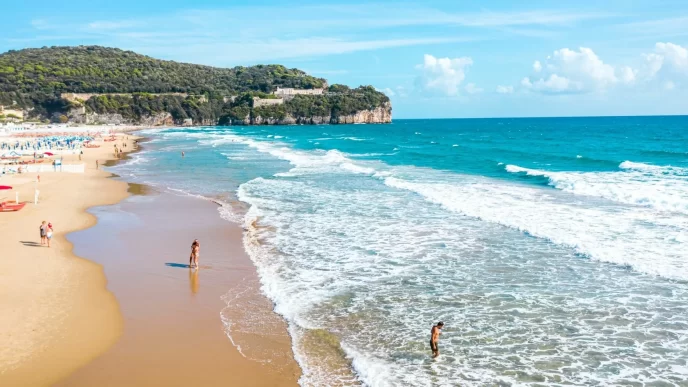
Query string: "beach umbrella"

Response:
xmin=0 ymin=185 xmax=14 ymax=202
xmin=44 ymin=152 xmax=54 ymax=156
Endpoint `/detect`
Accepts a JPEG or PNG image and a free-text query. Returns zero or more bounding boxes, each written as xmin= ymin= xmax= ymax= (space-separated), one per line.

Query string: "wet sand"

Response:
xmin=56 ymin=191 xmax=301 ymax=386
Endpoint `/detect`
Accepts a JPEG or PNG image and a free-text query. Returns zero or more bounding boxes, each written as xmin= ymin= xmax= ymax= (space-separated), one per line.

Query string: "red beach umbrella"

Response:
xmin=44 ymin=152 xmax=54 ymax=156
xmin=0 ymin=185 xmax=12 ymax=190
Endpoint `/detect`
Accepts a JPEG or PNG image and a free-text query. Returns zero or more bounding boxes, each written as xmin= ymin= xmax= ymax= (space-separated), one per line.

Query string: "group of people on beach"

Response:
xmin=39 ymin=221 xmax=54 ymax=247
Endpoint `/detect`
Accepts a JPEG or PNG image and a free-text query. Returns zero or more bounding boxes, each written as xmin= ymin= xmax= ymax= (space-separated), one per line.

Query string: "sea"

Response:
xmin=111 ymin=117 xmax=688 ymax=386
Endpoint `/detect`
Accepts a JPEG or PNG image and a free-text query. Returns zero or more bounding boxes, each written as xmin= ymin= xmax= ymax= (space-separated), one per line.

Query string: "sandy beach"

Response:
xmin=0 ymin=132 xmax=135 ymax=386
xmin=0 ymin=128 xmax=300 ymax=386
xmin=56 ymin=192 xmax=300 ymax=386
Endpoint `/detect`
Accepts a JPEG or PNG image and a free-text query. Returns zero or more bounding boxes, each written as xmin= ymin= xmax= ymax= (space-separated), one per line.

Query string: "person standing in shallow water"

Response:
xmin=189 ymin=239 xmax=200 ymax=268
xmin=430 ymin=321 xmax=444 ymax=358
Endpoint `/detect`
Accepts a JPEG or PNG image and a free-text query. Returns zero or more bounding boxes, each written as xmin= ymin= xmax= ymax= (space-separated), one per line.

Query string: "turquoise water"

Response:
xmin=113 ymin=117 xmax=688 ymax=386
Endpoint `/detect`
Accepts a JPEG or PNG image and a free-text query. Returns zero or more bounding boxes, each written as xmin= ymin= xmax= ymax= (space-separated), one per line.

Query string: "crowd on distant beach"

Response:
xmin=1 ymin=135 xmax=93 ymax=153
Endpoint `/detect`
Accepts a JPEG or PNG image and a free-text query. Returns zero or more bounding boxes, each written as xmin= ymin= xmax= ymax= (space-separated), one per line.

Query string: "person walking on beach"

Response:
xmin=430 ymin=321 xmax=444 ymax=358
xmin=46 ymin=222 xmax=54 ymax=248
xmin=189 ymin=239 xmax=200 ymax=268
xmin=39 ymin=221 xmax=47 ymax=245
xmin=96 ymin=160 xmax=99 ymax=170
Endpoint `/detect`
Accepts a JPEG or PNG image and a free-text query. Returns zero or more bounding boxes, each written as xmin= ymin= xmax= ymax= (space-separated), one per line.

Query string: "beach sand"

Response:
xmin=56 ymin=192 xmax=300 ymax=386
xmin=0 ymin=132 xmax=300 ymax=386
xmin=0 ymin=135 xmax=134 ymax=386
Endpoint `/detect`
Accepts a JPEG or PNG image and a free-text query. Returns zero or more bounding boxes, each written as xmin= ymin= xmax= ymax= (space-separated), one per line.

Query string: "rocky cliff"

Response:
xmin=68 ymin=110 xmax=175 ymax=126
xmin=237 ymin=103 xmax=392 ymax=126
xmin=66 ymin=102 xmax=392 ymax=126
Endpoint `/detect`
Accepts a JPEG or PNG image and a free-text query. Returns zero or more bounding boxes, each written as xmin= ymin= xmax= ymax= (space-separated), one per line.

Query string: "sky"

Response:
xmin=2 ymin=0 xmax=688 ymax=118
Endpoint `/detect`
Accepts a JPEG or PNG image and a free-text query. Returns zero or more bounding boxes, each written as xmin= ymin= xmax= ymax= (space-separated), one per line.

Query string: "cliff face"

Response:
xmin=66 ymin=102 xmax=392 ymax=126
xmin=68 ymin=110 xmax=175 ymax=126
xmin=241 ymin=103 xmax=392 ymax=126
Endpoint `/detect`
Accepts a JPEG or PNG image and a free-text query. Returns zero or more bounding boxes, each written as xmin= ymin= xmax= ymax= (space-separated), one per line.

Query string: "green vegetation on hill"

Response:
xmin=0 ymin=45 xmax=324 ymax=95
xmin=0 ymin=46 xmax=391 ymax=124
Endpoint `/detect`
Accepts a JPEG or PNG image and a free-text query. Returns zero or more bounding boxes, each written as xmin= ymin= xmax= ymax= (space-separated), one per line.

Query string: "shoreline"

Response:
xmin=1 ymin=126 xmax=303 ymax=386
xmin=55 ymin=188 xmax=301 ymax=386
xmin=0 ymin=132 xmax=140 ymax=386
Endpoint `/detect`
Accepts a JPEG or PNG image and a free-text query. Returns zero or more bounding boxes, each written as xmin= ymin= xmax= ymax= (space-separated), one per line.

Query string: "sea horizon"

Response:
xmin=392 ymin=114 xmax=688 ymax=120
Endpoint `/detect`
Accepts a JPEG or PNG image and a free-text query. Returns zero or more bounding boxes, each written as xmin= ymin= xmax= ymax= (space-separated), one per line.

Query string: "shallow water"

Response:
xmin=113 ymin=117 xmax=688 ymax=386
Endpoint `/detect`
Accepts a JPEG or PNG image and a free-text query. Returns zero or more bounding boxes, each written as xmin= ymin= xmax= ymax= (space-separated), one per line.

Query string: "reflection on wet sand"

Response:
xmin=189 ymin=268 xmax=199 ymax=295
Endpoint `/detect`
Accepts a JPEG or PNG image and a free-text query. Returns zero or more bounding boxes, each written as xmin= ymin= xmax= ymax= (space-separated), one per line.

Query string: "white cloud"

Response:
xmin=30 ymin=19 xmax=49 ymax=30
xmin=395 ymin=86 xmax=409 ymax=98
xmin=377 ymin=87 xmax=396 ymax=97
xmin=643 ymin=53 xmax=665 ymax=78
xmin=416 ymin=54 xmax=473 ymax=96
xmin=655 ymin=42 xmax=688 ymax=69
xmin=133 ymin=37 xmax=465 ymax=64
xmin=521 ymin=47 xmax=636 ymax=93
xmin=638 ymin=42 xmax=688 ymax=88
xmin=533 ymin=60 xmax=542 ymax=72
xmin=618 ymin=66 xmax=637 ymax=84
xmin=531 ymin=74 xmax=578 ymax=93
xmin=646 ymin=42 xmax=688 ymax=76
xmin=465 ymin=83 xmax=483 ymax=94
xmin=553 ymin=48 xmax=616 ymax=84
xmin=87 ymin=21 xmax=140 ymax=30
xmin=496 ymin=85 xmax=514 ymax=94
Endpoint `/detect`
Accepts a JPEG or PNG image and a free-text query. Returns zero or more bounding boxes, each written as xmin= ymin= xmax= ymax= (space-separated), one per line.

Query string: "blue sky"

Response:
xmin=2 ymin=0 xmax=688 ymax=118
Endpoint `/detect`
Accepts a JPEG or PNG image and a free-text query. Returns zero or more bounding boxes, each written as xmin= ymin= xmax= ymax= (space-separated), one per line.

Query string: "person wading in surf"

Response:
xmin=430 ymin=321 xmax=444 ymax=358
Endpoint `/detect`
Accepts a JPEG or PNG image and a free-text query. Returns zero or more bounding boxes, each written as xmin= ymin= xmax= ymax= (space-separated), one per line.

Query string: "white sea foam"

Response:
xmin=340 ymin=163 xmax=376 ymax=175
xmin=238 ymin=167 xmax=688 ymax=386
xmin=505 ymin=163 xmax=688 ymax=214
xmin=125 ymin=153 xmax=152 ymax=165
xmin=619 ymin=160 xmax=688 ymax=175
xmin=383 ymin=172 xmax=688 ymax=280
xmin=211 ymin=133 xmax=381 ymax=177
xmin=339 ymin=137 xmax=367 ymax=141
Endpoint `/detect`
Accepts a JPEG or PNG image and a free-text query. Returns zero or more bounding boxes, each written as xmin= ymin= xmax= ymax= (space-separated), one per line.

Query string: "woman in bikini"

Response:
xmin=189 ymin=239 xmax=200 ymax=268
